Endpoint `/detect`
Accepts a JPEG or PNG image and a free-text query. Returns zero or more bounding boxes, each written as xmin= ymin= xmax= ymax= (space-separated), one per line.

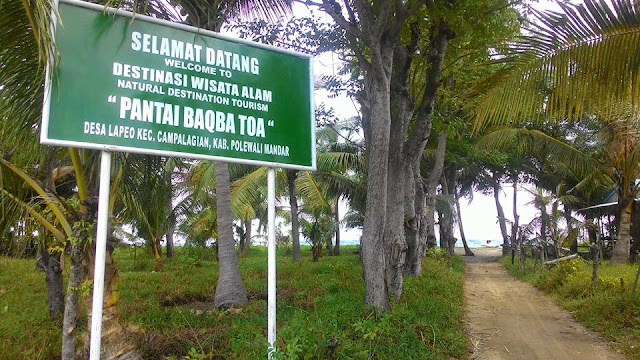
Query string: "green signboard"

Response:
xmin=42 ymin=0 xmax=315 ymax=170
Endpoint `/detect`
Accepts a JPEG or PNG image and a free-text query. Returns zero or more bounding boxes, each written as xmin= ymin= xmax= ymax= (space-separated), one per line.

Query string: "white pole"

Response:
xmin=267 ymin=168 xmax=276 ymax=359
xmin=89 ymin=150 xmax=112 ymax=360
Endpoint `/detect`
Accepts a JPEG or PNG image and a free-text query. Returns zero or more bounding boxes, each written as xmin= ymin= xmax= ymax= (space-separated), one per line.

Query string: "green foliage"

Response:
xmin=501 ymin=257 xmax=640 ymax=358
xmin=0 ymin=246 xmax=467 ymax=359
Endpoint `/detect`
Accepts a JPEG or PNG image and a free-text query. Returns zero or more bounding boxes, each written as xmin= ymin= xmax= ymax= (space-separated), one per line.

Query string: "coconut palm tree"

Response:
xmin=472 ymin=0 xmax=640 ymax=262
xmin=229 ymin=128 xmax=363 ymax=261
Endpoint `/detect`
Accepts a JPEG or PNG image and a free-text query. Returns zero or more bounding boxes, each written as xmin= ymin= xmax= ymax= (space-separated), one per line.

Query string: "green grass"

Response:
xmin=0 ymin=246 xmax=467 ymax=359
xmin=0 ymin=257 xmax=62 ymax=359
xmin=501 ymin=256 xmax=640 ymax=358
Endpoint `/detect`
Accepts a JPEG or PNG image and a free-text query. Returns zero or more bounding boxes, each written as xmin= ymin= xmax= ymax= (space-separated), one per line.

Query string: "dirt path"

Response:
xmin=461 ymin=248 xmax=625 ymax=360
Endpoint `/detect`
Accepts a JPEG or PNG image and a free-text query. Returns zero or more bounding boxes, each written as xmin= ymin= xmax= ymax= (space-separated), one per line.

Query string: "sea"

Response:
xmin=457 ymin=238 xmax=501 ymax=248
xmin=301 ymin=238 xmax=501 ymax=248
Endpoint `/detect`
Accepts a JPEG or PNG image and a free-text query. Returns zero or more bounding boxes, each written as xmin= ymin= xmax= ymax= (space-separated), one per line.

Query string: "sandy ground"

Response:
xmin=459 ymin=247 xmax=625 ymax=360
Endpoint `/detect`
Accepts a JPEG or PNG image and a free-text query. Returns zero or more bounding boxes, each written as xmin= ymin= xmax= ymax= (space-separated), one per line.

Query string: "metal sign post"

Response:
xmin=89 ymin=151 xmax=112 ymax=360
xmin=267 ymin=168 xmax=276 ymax=358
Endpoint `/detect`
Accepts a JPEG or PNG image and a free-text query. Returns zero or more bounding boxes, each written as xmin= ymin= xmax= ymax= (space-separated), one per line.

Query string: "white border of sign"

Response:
xmin=42 ymin=0 xmax=317 ymax=171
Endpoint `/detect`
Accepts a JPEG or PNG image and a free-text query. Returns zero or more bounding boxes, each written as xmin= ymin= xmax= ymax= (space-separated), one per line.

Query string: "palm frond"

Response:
xmin=476 ymin=127 xmax=600 ymax=178
xmin=316 ymin=151 xmax=362 ymax=173
xmin=313 ymin=171 xmax=360 ymax=202
xmin=0 ymin=0 xmax=55 ymax=148
xmin=0 ymin=188 xmax=65 ymax=241
xmin=472 ymin=0 xmax=640 ymax=129
xmin=188 ymin=160 xmax=217 ymax=201
xmin=569 ymin=170 xmax=613 ymax=196
xmin=110 ymin=0 xmax=292 ymax=30
xmin=0 ymin=158 xmax=72 ymax=236
xmin=230 ymin=166 xmax=266 ymax=217
xmin=296 ymin=171 xmax=331 ymax=214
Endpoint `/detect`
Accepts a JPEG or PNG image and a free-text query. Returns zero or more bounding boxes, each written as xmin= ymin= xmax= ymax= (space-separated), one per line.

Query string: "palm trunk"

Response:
xmin=492 ymin=174 xmax=509 ymax=256
xmin=632 ymin=261 xmax=640 ymax=294
xmin=166 ymin=199 xmax=175 ymax=259
xmin=61 ymin=241 xmax=85 ymax=359
xmin=540 ymin=210 xmax=548 ymax=263
xmin=150 ymin=236 xmax=163 ymax=270
xmin=287 ymin=170 xmax=301 ymax=261
xmin=630 ymin=201 xmax=640 ymax=263
xmin=454 ymin=189 xmax=474 ymax=256
xmin=333 ymin=200 xmax=340 ymax=256
xmin=241 ymin=219 xmax=251 ymax=255
xmin=326 ymin=235 xmax=334 ymax=256
xmin=36 ymin=242 xmax=64 ymax=317
xmin=612 ymin=201 xmax=632 ymax=263
xmin=38 ymin=149 xmax=64 ymax=317
xmin=566 ymin=204 xmax=577 ymax=254
xmin=213 ymin=161 xmax=248 ymax=308
xmin=591 ymin=233 xmax=600 ymax=286
xmin=85 ymin=245 xmax=140 ymax=359
xmin=511 ymin=177 xmax=519 ymax=262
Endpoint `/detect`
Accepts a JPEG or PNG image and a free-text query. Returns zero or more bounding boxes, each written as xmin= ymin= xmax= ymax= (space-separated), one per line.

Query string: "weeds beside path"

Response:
xmin=501 ymin=256 xmax=640 ymax=359
xmin=462 ymin=248 xmax=625 ymax=360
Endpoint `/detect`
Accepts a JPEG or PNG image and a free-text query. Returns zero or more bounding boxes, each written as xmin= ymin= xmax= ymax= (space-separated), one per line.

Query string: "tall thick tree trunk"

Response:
xmin=492 ymin=173 xmax=509 ymax=256
xmin=360 ymin=70 xmax=393 ymax=312
xmin=384 ymin=118 xmax=407 ymax=301
xmin=438 ymin=207 xmax=454 ymax=254
xmin=382 ymin=36 xmax=416 ymax=300
xmin=438 ymin=171 xmax=456 ymax=255
xmin=287 ymin=170 xmax=301 ymax=262
xmin=446 ymin=171 xmax=457 ymax=255
xmin=214 ymin=161 xmax=248 ymax=308
xmin=333 ymin=200 xmax=340 ymax=256
xmin=424 ymin=132 xmax=448 ymax=251
xmin=612 ymin=201 xmax=632 ymax=263
xmin=405 ymin=169 xmax=428 ymax=276
xmin=405 ymin=162 xmax=423 ymax=275
xmin=454 ymin=189 xmax=474 ymax=256
xmin=402 ymin=23 xmax=451 ymax=266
